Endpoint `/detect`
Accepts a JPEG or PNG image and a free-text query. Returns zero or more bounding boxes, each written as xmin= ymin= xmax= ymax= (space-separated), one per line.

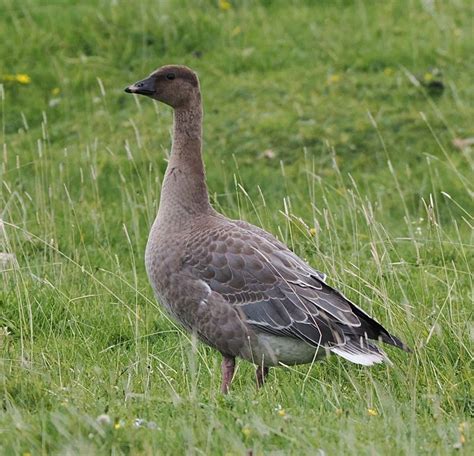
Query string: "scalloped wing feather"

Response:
xmin=183 ymin=217 xmax=407 ymax=353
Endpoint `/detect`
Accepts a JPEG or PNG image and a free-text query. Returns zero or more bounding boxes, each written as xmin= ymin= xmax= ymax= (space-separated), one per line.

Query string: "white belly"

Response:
xmin=246 ymin=333 xmax=328 ymax=367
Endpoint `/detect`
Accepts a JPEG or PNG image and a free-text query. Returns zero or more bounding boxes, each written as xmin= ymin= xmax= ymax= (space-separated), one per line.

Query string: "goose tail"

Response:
xmin=330 ymin=338 xmax=393 ymax=366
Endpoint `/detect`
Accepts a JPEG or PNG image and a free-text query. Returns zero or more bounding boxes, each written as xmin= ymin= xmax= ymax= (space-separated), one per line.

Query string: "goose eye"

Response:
xmin=166 ymin=73 xmax=176 ymax=80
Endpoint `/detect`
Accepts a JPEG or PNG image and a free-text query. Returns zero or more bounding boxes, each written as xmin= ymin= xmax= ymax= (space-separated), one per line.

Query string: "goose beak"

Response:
xmin=124 ymin=75 xmax=155 ymax=96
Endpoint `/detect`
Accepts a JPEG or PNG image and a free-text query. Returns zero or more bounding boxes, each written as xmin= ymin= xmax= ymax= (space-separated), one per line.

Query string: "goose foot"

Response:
xmin=256 ymin=365 xmax=269 ymax=388
xmin=221 ymin=356 xmax=235 ymax=394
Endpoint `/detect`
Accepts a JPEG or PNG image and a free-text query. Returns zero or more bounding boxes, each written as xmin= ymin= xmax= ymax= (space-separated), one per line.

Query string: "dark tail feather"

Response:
xmin=350 ymin=305 xmax=411 ymax=352
xmin=312 ymin=275 xmax=411 ymax=352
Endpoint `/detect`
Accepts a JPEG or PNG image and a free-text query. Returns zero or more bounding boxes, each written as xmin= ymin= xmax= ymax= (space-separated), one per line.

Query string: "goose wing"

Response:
xmin=183 ymin=219 xmax=407 ymax=352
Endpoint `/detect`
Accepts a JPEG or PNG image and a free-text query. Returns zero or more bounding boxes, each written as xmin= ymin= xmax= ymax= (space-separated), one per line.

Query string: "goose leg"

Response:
xmin=256 ymin=365 xmax=269 ymax=388
xmin=221 ymin=356 xmax=235 ymax=394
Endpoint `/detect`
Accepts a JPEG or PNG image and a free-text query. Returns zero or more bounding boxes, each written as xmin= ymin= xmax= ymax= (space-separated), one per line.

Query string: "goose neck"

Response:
xmin=157 ymin=97 xmax=212 ymax=228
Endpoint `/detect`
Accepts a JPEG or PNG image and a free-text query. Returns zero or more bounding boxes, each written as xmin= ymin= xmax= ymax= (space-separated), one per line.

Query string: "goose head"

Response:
xmin=125 ymin=65 xmax=199 ymax=109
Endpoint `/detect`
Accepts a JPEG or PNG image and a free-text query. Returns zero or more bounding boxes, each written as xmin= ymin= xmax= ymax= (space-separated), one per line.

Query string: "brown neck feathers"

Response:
xmin=157 ymin=93 xmax=212 ymax=229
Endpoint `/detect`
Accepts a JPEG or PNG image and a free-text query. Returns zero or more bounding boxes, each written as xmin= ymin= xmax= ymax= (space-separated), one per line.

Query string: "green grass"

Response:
xmin=1 ymin=0 xmax=472 ymax=454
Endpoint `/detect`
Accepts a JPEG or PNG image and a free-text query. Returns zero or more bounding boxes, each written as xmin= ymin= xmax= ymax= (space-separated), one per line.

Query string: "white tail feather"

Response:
xmin=331 ymin=346 xmax=392 ymax=366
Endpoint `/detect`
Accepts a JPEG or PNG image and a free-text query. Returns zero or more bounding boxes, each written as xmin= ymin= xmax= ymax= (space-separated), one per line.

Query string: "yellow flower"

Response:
xmin=423 ymin=72 xmax=433 ymax=82
xmin=231 ymin=26 xmax=241 ymax=37
xmin=16 ymin=74 xmax=31 ymax=84
xmin=367 ymin=408 xmax=378 ymax=416
xmin=51 ymin=87 xmax=61 ymax=95
xmin=309 ymin=228 xmax=317 ymax=236
xmin=383 ymin=67 xmax=394 ymax=76
xmin=327 ymin=74 xmax=341 ymax=84
xmin=2 ymin=74 xmax=31 ymax=84
xmin=219 ymin=0 xmax=232 ymax=11
xmin=242 ymin=425 xmax=252 ymax=437
xmin=277 ymin=409 xmax=286 ymax=417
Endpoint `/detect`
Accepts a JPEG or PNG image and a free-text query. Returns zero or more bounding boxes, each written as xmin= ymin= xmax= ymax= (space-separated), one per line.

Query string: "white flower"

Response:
xmin=133 ymin=418 xmax=146 ymax=428
xmin=96 ymin=414 xmax=112 ymax=426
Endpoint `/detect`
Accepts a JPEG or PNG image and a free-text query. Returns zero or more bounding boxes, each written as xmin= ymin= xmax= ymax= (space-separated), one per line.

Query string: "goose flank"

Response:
xmin=125 ymin=65 xmax=409 ymax=394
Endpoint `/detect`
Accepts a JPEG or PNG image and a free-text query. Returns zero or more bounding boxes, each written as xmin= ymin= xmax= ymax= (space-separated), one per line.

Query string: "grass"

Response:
xmin=0 ymin=0 xmax=472 ymax=454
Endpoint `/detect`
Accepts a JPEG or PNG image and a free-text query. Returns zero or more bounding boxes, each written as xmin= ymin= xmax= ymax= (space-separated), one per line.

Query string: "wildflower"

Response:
xmin=423 ymin=72 xmax=433 ymax=82
xmin=383 ymin=67 xmax=394 ymax=77
xmin=242 ymin=425 xmax=252 ymax=437
xmin=133 ymin=418 xmax=146 ymax=428
xmin=51 ymin=87 xmax=61 ymax=95
xmin=274 ymin=404 xmax=287 ymax=418
xmin=218 ymin=0 xmax=232 ymax=11
xmin=114 ymin=420 xmax=122 ymax=430
xmin=2 ymin=74 xmax=32 ymax=84
xmin=147 ymin=420 xmax=158 ymax=429
xmin=367 ymin=408 xmax=378 ymax=416
xmin=132 ymin=417 xmax=159 ymax=430
xmin=231 ymin=26 xmax=241 ymax=37
xmin=16 ymin=74 xmax=31 ymax=84
xmin=96 ymin=414 xmax=112 ymax=426
xmin=309 ymin=228 xmax=317 ymax=236
xmin=327 ymin=74 xmax=341 ymax=84
xmin=49 ymin=98 xmax=61 ymax=108
xmin=259 ymin=149 xmax=276 ymax=160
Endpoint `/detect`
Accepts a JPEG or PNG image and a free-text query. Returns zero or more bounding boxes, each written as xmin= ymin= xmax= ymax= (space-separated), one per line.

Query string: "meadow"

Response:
xmin=0 ymin=0 xmax=472 ymax=454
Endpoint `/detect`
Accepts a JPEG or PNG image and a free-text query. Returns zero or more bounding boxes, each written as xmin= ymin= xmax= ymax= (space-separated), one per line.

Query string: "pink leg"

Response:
xmin=256 ymin=365 xmax=269 ymax=388
xmin=221 ymin=356 xmax=235 ymax=394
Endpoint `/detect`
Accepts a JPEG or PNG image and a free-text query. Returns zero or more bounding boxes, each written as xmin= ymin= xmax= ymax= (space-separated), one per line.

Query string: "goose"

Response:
xmin=125 ymin=65 xmax=409 ymax=393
